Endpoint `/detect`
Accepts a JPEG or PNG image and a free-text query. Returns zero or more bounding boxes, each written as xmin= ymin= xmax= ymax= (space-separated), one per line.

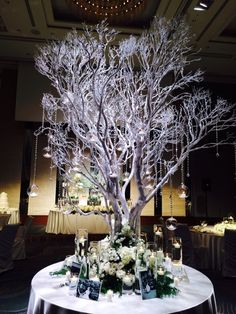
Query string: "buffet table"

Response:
xmin=45 ymin=209 xmax=110 ymax=234
xmin=0 ymin=208 xmax=20 ymax=224
xmin=27 ymin=261 xmax=217 ymax=314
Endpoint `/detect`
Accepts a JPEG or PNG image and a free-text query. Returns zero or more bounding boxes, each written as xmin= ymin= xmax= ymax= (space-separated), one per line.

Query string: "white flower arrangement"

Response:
xmin=99 ymin=224 xmax=138 ymax=294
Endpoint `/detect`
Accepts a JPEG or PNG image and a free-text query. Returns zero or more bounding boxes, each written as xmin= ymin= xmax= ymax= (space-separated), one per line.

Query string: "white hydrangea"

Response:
xmin=118 ymin=246 xmax=135 ymax=265
xmin=116 ymin=269 xmax=126 ymax=279
xmin=108 ymin=263 xmax=117 ymax=276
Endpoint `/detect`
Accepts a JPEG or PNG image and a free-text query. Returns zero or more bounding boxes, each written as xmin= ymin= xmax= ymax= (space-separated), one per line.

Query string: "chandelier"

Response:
xmin=67 ymin=0 xmax=150 ymax=25
xmin=71 ymin=0 xmax=145 ymax=17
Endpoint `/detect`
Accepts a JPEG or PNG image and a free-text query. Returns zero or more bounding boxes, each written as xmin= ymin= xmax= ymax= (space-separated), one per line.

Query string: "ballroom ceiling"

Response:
xmin=0 ymin=0 xmax=236 ymax=83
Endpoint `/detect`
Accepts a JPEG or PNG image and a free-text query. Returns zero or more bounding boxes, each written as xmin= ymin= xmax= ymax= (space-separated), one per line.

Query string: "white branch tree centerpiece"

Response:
xmin=35 ymin=18 xmax=235 ymax=236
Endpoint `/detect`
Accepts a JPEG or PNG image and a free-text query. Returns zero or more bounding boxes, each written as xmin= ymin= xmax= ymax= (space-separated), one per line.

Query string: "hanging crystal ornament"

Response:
xmin=159 ymin=160 xmax=163 ymax=196
xmin=234 ymin=142 xmax=236 ymax=182
xmin=166 ymin=175 xmax=177 ymax=231
xmin=27 ymin=135 xmax=39 ymax=197
xmin=186 ymin=153 xmax=190 ymax=178
xmin=177 ymin=139 xmax=189 ymax=199
xmin=216 ymin=122 xmax=220 ymax=158
xmin=177 ymin=162 xmax=189 ymax=199
xmin=49 ymin=158 xmax=54 ymax=181
xmin=186 ymin=134 xmax=190 ymax=178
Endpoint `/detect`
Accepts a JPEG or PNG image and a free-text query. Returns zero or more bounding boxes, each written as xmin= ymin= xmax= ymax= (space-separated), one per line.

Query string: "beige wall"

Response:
xmin=130 ymin=179 xmax=154 ymax=216
xmin=162 ymin=184 xmax=186 ymax=216
xmin=28 ymin=135 xmax=57 ymax=215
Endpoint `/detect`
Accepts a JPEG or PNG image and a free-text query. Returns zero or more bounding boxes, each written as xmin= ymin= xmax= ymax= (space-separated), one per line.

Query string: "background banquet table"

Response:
xmin=27 ymin=261 xmax=217 ymax=314
xmin=0 ymin=208 xmax=20 ymax=224
xmin=45 ymin=209 xmax=110 ymax=234
xmin=191 ymin=226 xmax=224 ymax=270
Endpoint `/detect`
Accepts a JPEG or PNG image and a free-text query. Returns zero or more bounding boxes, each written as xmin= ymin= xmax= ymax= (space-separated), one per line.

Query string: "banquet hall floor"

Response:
xmin=0 ymin=225 xmax=235 ymax=314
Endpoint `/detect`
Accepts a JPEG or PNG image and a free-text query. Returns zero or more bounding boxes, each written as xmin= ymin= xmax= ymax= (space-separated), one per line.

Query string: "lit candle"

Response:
xmin=164 ymin=255 xmax=171 ymax=271
xmin=66 ymin=270 xmax=71 ymax=282
xmin=71 ymin=275 xmax=78 ymax=284
xmin=155 ymin=230 xmax=162 ymax=236
xmin=173 ymin=242 xmax=180 ymax=249
xmin=174 ymin=277 xmax=179 ymax=287
xmin=80 ymin=236 xmax=85 ymax=247
xmin=157 ymin=267 xmax=165 ymax=276
xmin=123 ymin=274 xmax=132 ymax=286
xmin=149 ymin=253 xmax=156 ymax=265
xmin=68 ymin=275 xmax=78 ymax=296
xmin=92 ymin=275 xmax=99 ymax=281
xmin=107 ymin=289 xmax=113 ymax=302
xmin=138 ymin=246 xmax=144 ymax=254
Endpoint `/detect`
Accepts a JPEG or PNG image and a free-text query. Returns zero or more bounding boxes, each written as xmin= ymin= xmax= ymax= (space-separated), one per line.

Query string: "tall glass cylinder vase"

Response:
xmin=74 ymin=229 xmax=88 ymax=278
xmin=153 ymin=225 xmax=163 ymax=251
xmin=134 ymin=244 xmax=147 ymax=294
xmin=172 ymin=237 xmax=182 ymax=265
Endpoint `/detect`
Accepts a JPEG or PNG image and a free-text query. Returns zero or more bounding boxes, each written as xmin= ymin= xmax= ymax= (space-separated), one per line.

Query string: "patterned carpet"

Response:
xmin=0 ymin=231 xmax=235 ymax=314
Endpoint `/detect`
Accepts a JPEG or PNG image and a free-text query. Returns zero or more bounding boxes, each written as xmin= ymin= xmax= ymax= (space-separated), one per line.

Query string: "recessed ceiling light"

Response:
xmin=194 ymin=5 xmax=205 ymax=11
xmin=199 ymin=1 xmax=208 ymax=7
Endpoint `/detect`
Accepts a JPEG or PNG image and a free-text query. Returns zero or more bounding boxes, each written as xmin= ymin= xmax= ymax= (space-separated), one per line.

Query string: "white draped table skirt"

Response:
xmin=45 ymin=210 xmax=110 ymax=234
xmin=27 ymin=261 xmax=217 ymax=314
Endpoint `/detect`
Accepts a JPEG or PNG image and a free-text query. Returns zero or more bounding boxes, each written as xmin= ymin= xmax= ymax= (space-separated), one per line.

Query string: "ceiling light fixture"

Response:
xmin=194 ymin=0 xmax=213 ymax=11
xmin=71 ymin=0 xmax=145 ymax=17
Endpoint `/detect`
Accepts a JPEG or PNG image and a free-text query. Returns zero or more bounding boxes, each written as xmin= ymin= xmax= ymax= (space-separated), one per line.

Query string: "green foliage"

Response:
xmin=156 ymin=271 xmax=179 ymax=298
xmin=101 ymin=274 xmax=123 ymax=296
xmin=49 ymin=267 xmax=68 ymax=277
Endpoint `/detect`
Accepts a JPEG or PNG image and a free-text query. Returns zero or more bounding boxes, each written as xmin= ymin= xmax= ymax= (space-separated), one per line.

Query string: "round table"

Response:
xmin=27 ymin=262 xmax=217 ymax=314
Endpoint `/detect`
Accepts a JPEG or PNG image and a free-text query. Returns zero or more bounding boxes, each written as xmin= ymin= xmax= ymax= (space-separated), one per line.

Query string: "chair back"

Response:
xmin=12 ymin=216 xmax=34 ymax=260
xmin=174 ymin=223 xmax=196 ymax=267
xmin=0 ymin=224 xmax=19 ymax=273
xmin=222 ymin=229 xmax=236 ymax=277
xmin=0 ymin=213 xmax=11 ymax=230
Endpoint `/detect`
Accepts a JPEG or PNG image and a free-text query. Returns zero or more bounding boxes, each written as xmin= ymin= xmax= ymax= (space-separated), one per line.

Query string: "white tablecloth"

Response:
xmin=27 ymin=261 xmax=217 ymax=314
xmin=46 ymin=210 xmax=110 ymax=234
xmin=0 ymin=208 xmax=20 ymax=224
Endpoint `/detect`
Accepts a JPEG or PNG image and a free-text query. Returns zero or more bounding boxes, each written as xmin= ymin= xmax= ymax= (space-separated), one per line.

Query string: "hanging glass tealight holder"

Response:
xmin=42 ymin=146 xmax=51 ymax=158
xmin=123 ymin=171 xmax=130 ymax=181
xmin=27 ymin=183 xmax=39 ymax=197
xmin=177 ymin=161 xmax=189 ymax=199
xmin=28 ymin=135 xmax=39 ymax=198
xmin=166 ymin=216 xmax=177 ymax=231
xmin=177 ymin=182 xmax=189 ymax=199
xmin=165 ymin=175 xmax=177 ymax=231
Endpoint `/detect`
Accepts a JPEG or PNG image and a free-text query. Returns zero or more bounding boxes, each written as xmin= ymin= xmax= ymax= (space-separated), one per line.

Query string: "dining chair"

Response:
xmin=174 ymin=223 xmax=196 ymax=267
xmin=12 ymin=216 xmax=34 ymax=260
xmin=222 ymin=229 xmax=236 ymax=277
xmin=0 ymin=224 xmax=19 ymax=274
xmin=0 ymin=213 xmax=11 ymax=231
